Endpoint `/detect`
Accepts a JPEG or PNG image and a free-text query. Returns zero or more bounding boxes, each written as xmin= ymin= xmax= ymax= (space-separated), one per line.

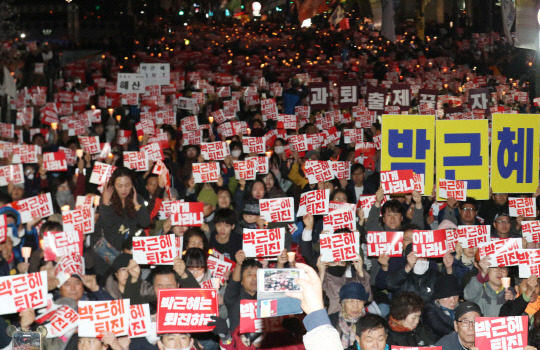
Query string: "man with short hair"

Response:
xmin=435 ymin=301 xmax=482 ymax=350
xmin=224 ymin=250 xmax=262 ymax=333
xmin=463 ymin=256 xmax=515 ymax=317
xmin=354 ymin=314 xmax=390 ymax=350
xmin=58 ymin=275 xmax=113 ymax=302
xmin=158 ymin=333 xmax=196 ymax=350
xmin=440 ymin=197 xmax=482 ymax=226
xmin=346 ymin=163 xmax=377 ymax=203
xmin=366 ymin=188 xmax=424 ymax=232
xmin=492 ymin=213 xmax=521 ymax=239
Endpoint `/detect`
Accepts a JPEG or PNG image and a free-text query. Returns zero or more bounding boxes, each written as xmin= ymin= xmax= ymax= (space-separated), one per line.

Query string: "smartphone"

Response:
xmin=13 ymin=331 xmax=41 ymax=350
xmin=258 ymin=268 xmax=304 ymax=293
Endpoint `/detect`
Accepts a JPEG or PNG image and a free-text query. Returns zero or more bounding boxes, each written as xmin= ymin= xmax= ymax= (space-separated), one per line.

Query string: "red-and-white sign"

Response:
xmin=133 ymin=234 xmax=177 ymax=265
xmin=0 ymin=215 xmax=7 ymax=244
xmin=320 ymin=231 xmax=360 ymax=262
xmin=523 ymin=221 xmax=540 ymax=243
xmin=43 ymin=231 xmax=83 ymax=261
xmin=297 ymin=189 xmax=330 ymax=216
xmin=0 ymin=271 xmax=48 ymax=315
xmin=344 ymin=129 xmax=363 ymax=143
xmin=323 ymin=210 xmax=356 ymax=232
xmin=367 ymin=231 xmax=404 ymax=257
xmin=170 ymin=202 xmax=204 ymax=226
xmin=43 ymin=152 xmax=67 ymax=171
xmin=11 ymin=193 xmax=54 ymax=223
xmin=123 ymin=151 xmax=149 ymax=171
xmin=156 ymin=288 xmax=219 ymax=334
xmin=192 ymin=162 xmax=220 ymax=183
xmin=136 ymin=119 xmax=155 ymax=137
xmin=259 ymin=198 xmax=294 ymax=223
xmin=89 ymin=162 xmax=117 ymax=185
xmin=117 ymin=130 xmax=132 ymax=145
xmin=478 ymin=238 xmax=523 ymax=267
xmin=245 ymin=156 xmax=269 ymax=175
xmin=233 ymin=159 xmax=256 ymax=180
xmin=78 ymin=299 xmax=130 ymax=337
xmin=129 ymin=304 xmax=152 ymax=338
xmin=509 ymin=197 xmax=536 ymax=217
xmin=181 ymin=116 xmax=199 ymax=133
xmin=0 ymin=164 xmax=24 ymax=186
xmin=381 ymin=170 xmax=415 ymax=194
xmin=456 ymin=225 xmax=491 ymax=248
xmin=358 ymin=195 xmax=389 ymax=217
xmin=200 ymin=142 xmax=230 ymax=161
xmin=305 ymin=160 xmax=333 ymax=184
xmin=412 ymin=230 xmax=447 ymax=258
xmin=141 ymin=142 xmax=164 ymax=162
xmin=78 ymin=136 xmax=101 ymax=154
xmin=243 ymin=228 xmax=285 ymax=258
xmin=240 ymin=300 xmax=263 ymax=333
xmin=517 ymin=249 xmax=540 ymax=277
xmin=12 ymin=144 xmax=40 ymax=163
xmin=329 ymin=161 xmax=350 ymax=180
xmin=42 ymin=305 xmax=79 ymax=338
xmin=62 ymin=207 xmax=95 ymax=234
xmin=207 ymin=255 xmax=234 ymax=284
xmin=413 ymin=173 xmax=425 ymax=194
xmin=55 ymin=254 xmax=85 ymax=286
xmin=439 ymin=179 xmax=468 ymax=201
xmin=59 ymin=147 xmax=77 ymax=166
xmin=242 ymin=137 xmax=266 ymax=154
xmin=475 ymin=316 xmax=527 ymax=350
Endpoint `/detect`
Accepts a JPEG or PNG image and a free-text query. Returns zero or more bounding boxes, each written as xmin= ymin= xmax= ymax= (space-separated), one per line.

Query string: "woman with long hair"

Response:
xmin=92 ymin=167 xmax=151 ymax=253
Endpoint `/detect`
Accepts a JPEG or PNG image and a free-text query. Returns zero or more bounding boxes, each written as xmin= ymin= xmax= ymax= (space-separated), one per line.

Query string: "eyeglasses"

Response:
xmin=496 ymin=220 xmax=510 ymax=225
xmin=458 ymin=319 xmax=475 ymax=328
xmin=461 ymin=207 xmax=476 ymax=212
xmin=492 ymin=267 xmax=509 ymax=273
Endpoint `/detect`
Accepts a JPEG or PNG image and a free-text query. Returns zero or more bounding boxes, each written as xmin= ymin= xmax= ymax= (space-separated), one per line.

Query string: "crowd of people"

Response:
xmin=0 ymin=11 xmax=539 ymax=350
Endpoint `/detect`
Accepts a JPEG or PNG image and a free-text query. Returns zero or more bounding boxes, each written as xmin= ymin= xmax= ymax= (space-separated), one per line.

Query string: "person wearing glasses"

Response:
xmin=435 ymin=301 xmax=482 ymax=350
xmin=464 ymin=255 xmax=516 ymax=317
xmin=492 ymin=213 xmax=522 ymax=239
xmin=439 ymin=197 xmax=482 ymax=226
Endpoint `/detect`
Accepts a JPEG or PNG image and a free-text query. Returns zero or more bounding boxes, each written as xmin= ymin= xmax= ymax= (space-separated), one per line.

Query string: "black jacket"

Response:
xmin=423 ymin=301 xmax=455 ymax=341
xmin=386 ymin=265 xmax=441 ymax=302
xmin=499 ymin=293 xmax=529 ymax=317
xmin=224 ymin=279 xmax=257 ymax=333
xmin=346 ymin=180 xmax=377 ymax=204
xmin=387 ymin=322 xmax=436 ymax=347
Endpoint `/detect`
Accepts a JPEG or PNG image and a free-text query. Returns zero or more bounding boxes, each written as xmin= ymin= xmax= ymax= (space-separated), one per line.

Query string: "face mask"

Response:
xmin=413 ymin=260 xmax=429 ymax=275
xmin=195 ymin=274 xmax=205 ymax=283
xmin=232 ymin=150 xmax=242 ymax=157
xmin=327 ymin=265 xmax=347 ymax=277
xmin=26 ymin=174 xmax=34 ymax=180
xmin=274 ymin=146 xmax=284 ymax=154
xmin=56 ymin=190 xmax=72 ymax=205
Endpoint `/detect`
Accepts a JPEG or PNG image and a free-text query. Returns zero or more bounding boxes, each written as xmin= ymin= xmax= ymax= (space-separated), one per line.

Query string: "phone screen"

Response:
xmin=13 ymin=332 xmax=41 ymax=350
xmin=260 ymin=269 xmax=303 ymax=292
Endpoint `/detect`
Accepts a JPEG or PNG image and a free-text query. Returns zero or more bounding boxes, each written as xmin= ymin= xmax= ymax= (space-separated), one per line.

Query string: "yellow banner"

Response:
xmin=491 ymin=113 xmax=540 ymax=193
xmin=436 ymin=120 xmax=490 ymax=200
xmin=381 ymin=115 xmax=435 ymax=194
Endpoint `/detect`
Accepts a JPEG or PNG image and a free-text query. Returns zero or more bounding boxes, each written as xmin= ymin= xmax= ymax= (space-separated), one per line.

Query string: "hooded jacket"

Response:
xmin=386 ymin=321 xmax=436 ymax=347
xmin=463 ymin=272 xmax=516 ymax=317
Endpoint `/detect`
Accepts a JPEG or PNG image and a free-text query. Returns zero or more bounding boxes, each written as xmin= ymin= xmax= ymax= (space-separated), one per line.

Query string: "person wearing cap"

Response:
xmin=104 ymin=253 xmax=153 ymax=300
xmin=492 ymin=213 xmax=522 ymax=239
xmin=386 ymin=292 xmax=436 ymax=347
xmin=386 ymin=242 xmax=454 ymax=302
xmin=328 ymin=282 xmax=370 ymax=350
xmin=423 ymin=274 xmax=462 ymax=341
xmin=197 ymin=186 xmax=218 ymax=236
xmin=463 ymin=255 xmax=516 ymax=317
xmin=435 ymin=301 xmax=482 ymax=350
xmin=238 ymin=197 xmax=265 ymax=231
xmin=439 ymin=197 xmax=482 ymax=226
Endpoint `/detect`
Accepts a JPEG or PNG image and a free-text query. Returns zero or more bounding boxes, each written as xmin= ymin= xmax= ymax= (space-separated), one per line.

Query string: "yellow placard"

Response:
xmin=436 ymin=120 xmax=490 ymax=200
xmin=381 ymin=115 xmax=435 ymax=194
xmin=491 ymin=113 xmax=540 ymax=193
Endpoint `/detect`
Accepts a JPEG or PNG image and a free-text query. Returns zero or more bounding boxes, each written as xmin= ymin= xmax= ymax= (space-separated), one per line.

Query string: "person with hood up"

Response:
xmin=386 ymin=242 xmax=455 ymax=302
xmin=0 ymin=206 xmax=40 ymax=262
xmin=329 ymin=282 xmax=370 ymax=350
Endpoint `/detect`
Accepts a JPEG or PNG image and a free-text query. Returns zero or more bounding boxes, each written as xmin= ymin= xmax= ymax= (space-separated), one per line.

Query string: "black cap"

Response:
xmin=243 ymin=198 xmax=260 ymax=216
xmin=112 ymin=253 xmax=133 ymax=272
xmin=454 ymin=301 xmax=482 ymax=320
xmin=494 ymin=213 xmax=511 ymax=222
xmin=432 ymin=274 xmax=461 ymax=300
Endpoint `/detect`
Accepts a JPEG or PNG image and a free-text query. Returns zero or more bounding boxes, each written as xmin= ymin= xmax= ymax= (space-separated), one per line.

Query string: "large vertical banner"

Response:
xmin=380 ymin=0 xmax=396 ymax=42
xmin=491 ymin=113 xmax=540 ymax=193
xmin=436 ymin=120 xmax=489 ymax=200
xmin=381 ymin=115 xmax=435 ymax=195
xmin=515 ymin=0 xmax=538 ymax=50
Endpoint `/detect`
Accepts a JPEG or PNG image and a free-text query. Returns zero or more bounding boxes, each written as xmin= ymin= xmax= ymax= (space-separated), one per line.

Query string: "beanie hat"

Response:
xmin=432 ymin=274 xmax=461 ymax=300
xmin=198 ymin=189 xmax=218 ymax=207
xmin=438 ymin=220 xmax=458 ymax=230
xmin=112 ymin=253 xmax=133 ymax=273
xmin=243 ymin=198 xmax=260 ymax=216
xmin=339 ymin=282 xmax=369 ymax=302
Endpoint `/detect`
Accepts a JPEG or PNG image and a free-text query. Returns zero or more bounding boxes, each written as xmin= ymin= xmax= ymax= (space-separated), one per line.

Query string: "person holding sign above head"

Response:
xmin=224 ymin=250 xmax=262 ymax=333
xmin=386 ymin=241 xmax=455 ymax=302
xmin=463 ymin=256 xmax=515 ymax=317
xmin=366 ymin=189 xmax=424 ymax=232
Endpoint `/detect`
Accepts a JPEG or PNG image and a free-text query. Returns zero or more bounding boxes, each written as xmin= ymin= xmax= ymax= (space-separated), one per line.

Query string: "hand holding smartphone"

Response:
xmin=257 ymin=268 xmax=305 ymax=293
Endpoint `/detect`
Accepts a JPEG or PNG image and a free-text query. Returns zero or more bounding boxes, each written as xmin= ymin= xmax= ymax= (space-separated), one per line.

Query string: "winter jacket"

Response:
xmin=463 ymin=272 xmax=516 ymax=317
xmin=423 ymin=301 xmax=455 ymax=341
xmin=386 ymin=322 xmax=436 ymax=347
xmin=366 ymin=205 xmax=424 ymax=232
xmin=386 ymin=265 xmax=441 ymax=302
xmin=323 ymin=268 xmax=373 ymax=315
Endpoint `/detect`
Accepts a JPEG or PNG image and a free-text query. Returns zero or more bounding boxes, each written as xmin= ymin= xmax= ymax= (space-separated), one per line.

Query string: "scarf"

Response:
xmin=461 ymin=255 xmax=474 ymax=268
xmin=338 ymin=308 xmax=364 ymax=348
xmin=388 ymin=315 xmax=412 ymax=332
xmin=435 ymin=300 xmax=456 ymax=320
